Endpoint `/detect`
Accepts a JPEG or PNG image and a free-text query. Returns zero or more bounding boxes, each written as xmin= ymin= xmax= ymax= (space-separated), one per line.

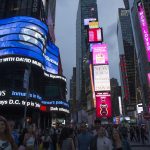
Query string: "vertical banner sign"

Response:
xmin=93 ymin=65 xmax=110 ymax=91
xmin=138 ymin=2 xmax=150 ymax=62
xmin=92 ymin=43 xmax=108 ymax=65
xmin=96 ymin=92 xmax=112 ymax=118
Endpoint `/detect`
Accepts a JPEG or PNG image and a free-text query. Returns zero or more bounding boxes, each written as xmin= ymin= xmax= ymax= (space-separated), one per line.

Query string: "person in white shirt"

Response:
xmin=91 ymin=126 xmax=112 ymax=150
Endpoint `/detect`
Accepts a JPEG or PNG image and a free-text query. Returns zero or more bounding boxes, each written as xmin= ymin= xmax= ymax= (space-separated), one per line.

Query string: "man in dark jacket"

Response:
xmin=90 ymin=126 xmax=112 ymax=150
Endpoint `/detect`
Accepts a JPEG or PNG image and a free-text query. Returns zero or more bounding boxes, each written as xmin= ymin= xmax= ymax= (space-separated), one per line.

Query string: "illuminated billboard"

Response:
xmin=84 ymin=18 xmax=96 ymax=26
xmin=89 ymin=21 xmax=99 ymax=29
xmin=93 ymin=65 xmax=110 ymax=91
xmin=96 ymin=92 xmax=112 ymax=118
xmin=147 ymin=73 xmax=150 ymax=87
xmin=92 ymin=43 xmax=108 ymax=65
xmin=138 ymin=2 xmax=150 ymax=62
xmin=0 ymin=16 xmax=59 ymax=74
xmin=88 ymin=28 xmax=103 ymax=43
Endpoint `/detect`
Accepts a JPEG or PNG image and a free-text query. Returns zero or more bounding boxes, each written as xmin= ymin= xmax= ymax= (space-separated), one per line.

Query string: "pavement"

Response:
xmin=132 ymin=147 xmax=150 ymax=150
xmin=130 ymin=141 xmax=150 ymax=150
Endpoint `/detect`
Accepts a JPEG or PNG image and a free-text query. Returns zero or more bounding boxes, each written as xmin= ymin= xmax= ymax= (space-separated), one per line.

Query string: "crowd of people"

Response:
xmin=0 ymin=115 xmax=149 ymax=150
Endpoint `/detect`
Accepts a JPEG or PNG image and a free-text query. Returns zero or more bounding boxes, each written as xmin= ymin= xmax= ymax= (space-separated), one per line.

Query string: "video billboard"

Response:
xmin=96 ymin=92 xmax=112 ymax=118
xmin=92 ymin=43 xmax=108 ymax=65
xmin=89 ymin=21 xmax=99 ymax=29
xmin=84 ymin=18 xmax=96 ymax=26
xmin=0 ymin=16 xmax=59 ymax=74
xmin=138 ymin=2 xmax=150 ymax=62
xmin=88 ymin=28 xmax=103 ymax=43
xmin=93 ymin=65 xmax=110 ymax=91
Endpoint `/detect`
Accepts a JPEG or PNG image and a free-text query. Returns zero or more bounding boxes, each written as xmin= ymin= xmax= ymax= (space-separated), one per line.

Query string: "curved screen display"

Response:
xmin=0 ymin=16 xmax=59 ymax=74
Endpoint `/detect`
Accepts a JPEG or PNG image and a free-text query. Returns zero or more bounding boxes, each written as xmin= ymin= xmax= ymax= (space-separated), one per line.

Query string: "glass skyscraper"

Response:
xmin=76 ymin=0 xmax=98 ymax=123
xmin=117 ymin=6 xmax=136 ymax=113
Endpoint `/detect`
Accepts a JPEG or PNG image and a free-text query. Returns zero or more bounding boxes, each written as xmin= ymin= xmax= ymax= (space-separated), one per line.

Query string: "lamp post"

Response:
xmin=23 ymin=64 xmax=31 ymax=128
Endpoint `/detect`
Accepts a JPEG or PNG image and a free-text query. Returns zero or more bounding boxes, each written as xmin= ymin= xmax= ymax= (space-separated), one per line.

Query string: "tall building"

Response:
xmin=123 ymin=0 xmax=130 ymax=9
xmin=76 ymin=0 xmax=98 ymax=122
xmin=43 ymin=0 xmax=56 ymax=42
xmin=70 ymin=67 xmax=77 ymax=122
xmin=110 ymin=78 xmax=121 ymax=117
xmin=131 ymin=0 xmax=150 ymax=111
xmin=117 ymin=5 xmax=136 ymax=114
xmin=0 ymin=0 xmax=69 ymax=128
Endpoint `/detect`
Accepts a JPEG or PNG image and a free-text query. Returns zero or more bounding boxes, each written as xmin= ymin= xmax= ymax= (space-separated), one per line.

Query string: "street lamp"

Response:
xmin=23 ymin=64 xmax=31 ymax=128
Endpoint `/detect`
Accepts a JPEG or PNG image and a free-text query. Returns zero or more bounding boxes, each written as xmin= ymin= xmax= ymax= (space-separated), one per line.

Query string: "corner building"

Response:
xmin=0 ymin=0 xmax=69 ymax=128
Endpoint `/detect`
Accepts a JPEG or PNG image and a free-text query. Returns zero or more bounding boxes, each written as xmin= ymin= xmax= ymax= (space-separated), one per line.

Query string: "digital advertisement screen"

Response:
xmin=88 ymin=28 xmax=102 ymax=43
xmin=96 ymin=92 xmax=112 ymax=118
xmin=47 ymin=41 xmax=59 ymax=57
xmin=89 ymin=21 xmax=99 ymax=29
xmin=138 ymin=2 xmax=150 ymax=62
xmin=0 ymin=89 xmax=69 ymax=112
xmin=147 ymin=73 xmax=150 ymax=87
xmin=92 ymin=43 xmax=108 ymax=65
xmin=0 ymin=16 xmax=59 ymax=74
xmin=84 ymin=18 xmax=97 ymax=26
xmin=93 ymin=65 xmax=111 ymax=91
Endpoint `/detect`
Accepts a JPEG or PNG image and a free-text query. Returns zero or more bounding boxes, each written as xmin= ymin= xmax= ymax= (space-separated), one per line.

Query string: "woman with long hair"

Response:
xmin=0 ymin=115 xmax=17 ymax=150
xmin=112 ymin=129 xmax=132 ymax=150
xmin=112 ymin=129 xmax=122 ymax=150
xmin=23 ymin=125 xmax=36 ymax=150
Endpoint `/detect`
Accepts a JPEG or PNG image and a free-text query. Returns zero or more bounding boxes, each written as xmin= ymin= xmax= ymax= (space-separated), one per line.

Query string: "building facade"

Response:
xmin=131 ymin=0 xmax=150 ymax=111
xmin=0 ymin=0 xmax=69 ymax=128
xmin=76 ymin=0 xmax=98 ymax=123
xmin=117 ymin=6 xmax=136 ymax=114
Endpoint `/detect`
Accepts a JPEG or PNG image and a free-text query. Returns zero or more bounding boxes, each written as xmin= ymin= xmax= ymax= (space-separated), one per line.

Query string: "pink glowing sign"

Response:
xmin=147 ymin=73 xmax=150 ymax=87
xmin=92 ymin=43 xmax=108 ymax=65
xmin=96 ymin=92 xmax=112 ymax=118
xmin=138 ymin=2 xmax=150 ymax=62
xmin=88 ymin=28 xmax=103 ymax=43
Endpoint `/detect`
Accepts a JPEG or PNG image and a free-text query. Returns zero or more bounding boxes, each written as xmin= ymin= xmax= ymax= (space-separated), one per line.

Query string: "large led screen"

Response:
xmin=89 ymin=21 xmax=99 ymax=29
xmin=0 ymin=16 xmax=59 ymax=74
xmin=147 ymin=73 xmax=150 ymax=87
xmin=93 ymin=65 xmax=110 ymax=91
xmin=88 ymin=28 xmax=102 ymax=43
xmin=84 ymin=18 xmax=96 ymax=26
xmin=96 ymin=92 xmax=112 ymax=118
xmin=92 ymin=43 xmax=108 ymax=65
xmin=138 ymin=2 xmax=150 ymax=62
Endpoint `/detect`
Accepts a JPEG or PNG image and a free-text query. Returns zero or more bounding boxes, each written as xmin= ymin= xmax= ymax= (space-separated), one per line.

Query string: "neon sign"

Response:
xmin=138 ymin=2 xmax=150 ymax=62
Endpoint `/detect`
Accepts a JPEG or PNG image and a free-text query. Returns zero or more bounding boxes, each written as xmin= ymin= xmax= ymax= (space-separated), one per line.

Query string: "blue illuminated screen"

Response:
xmin=0 ymin=16 xmax=60 ymax=74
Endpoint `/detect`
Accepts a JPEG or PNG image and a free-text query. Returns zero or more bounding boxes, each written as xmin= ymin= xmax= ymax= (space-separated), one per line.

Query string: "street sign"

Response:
xmin=126 ymin=105 xmax=136 ymax=112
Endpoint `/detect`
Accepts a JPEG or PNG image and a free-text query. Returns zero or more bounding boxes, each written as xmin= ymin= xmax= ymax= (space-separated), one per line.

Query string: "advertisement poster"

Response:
xmin=96 ymin=92 xmax=112 ymax=118
xmin=88 ymin=28 xmax=102 ymax=43
xmin=92 ymin=43 xmax=108 ymax=65
xmin=93 ymin=65 xmax=110 ymax=91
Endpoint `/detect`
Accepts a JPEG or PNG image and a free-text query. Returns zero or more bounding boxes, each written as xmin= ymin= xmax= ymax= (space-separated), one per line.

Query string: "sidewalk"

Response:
xmin=130 ymin=141 xmax=150 ymax=147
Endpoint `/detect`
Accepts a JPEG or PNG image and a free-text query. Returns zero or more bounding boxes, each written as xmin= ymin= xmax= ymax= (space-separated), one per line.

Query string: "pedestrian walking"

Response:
xmin=41 ymin=129 xmax=52 ymax=150
xmin=90 ymin=126 xmax=112 ymax=150
xmin=59 ymin=127 xmax=75 ymax=150
xmin=23 ymin=125 xmax=36 ymax=150
xmin=112 ymin=129 xmax=122 ymax=150
xmin=0 ymin=115 xmax=17 ymax=150
xmin=77 ymin=123 xmax=93 ymax=150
